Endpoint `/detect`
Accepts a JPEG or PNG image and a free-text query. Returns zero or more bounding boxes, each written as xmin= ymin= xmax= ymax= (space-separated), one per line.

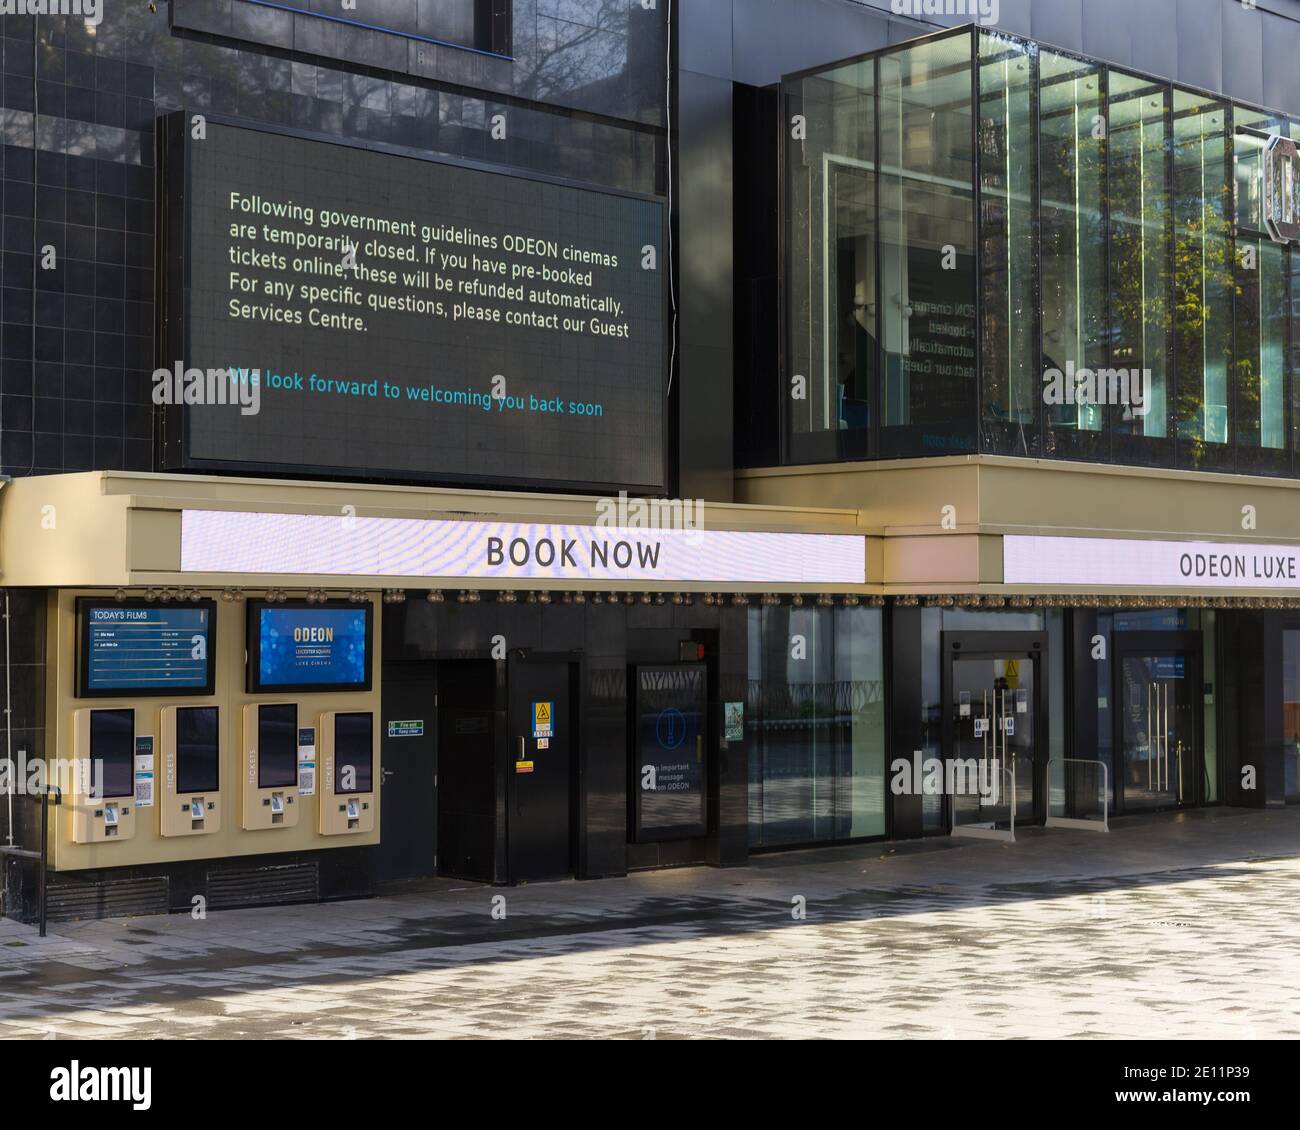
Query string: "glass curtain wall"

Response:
xmin=746 ymin=604 xmax=886 ymax=847
xmin=780 ymin=30 xmax=1299 ymax=476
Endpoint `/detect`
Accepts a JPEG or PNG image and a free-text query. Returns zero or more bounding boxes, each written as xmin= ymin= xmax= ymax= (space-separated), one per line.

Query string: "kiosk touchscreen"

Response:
xmin=241 ymin=702 xmax=300 ymax=830
xmin=71 ymin=707 xmax=137 ymax=843
xmin=160 ymin=705 xmax=221 ymax=836
xmin=319 ymin=711 xmax=376 ymax=835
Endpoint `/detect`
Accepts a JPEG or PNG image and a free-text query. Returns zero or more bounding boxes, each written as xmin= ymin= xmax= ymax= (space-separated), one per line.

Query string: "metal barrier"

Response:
xmin=950 ymin=763 xmax=1016 ymax=843
xmin=1045 ymin=758 xmax=1109 ymax=833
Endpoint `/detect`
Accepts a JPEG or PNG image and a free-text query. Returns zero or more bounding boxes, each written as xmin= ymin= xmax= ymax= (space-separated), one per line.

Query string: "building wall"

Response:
xmin=0 ymin=2 xmax=666 ymax=481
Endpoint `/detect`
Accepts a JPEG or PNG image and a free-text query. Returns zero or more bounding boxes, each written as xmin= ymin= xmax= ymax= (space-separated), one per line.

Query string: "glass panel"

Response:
xmin=835 ymin=605 xmax=886 ymax=838
xmin=878 ymin=33 xmax=978 ymax=457
xmin=829 ymin=165 xmax=878 ymax=440
xmin=950 ymin=656 xmax=1035 ymax=830
xmin=920 ymin=607 xmax=945 ymax=833
xmin=1292 ymin=247 xmax=1300 ymax=458
xmin=1234 ymin=107 xmax=1287 ymax=232
xmin=784 ymin=59 xmax=876 ymax=464
xmin=1202 ymin=611 xmax=1218 ymax=803
xmin=747 ymin=604 xmax=886 ymax=846
xmin=1108 ymin=71 xmax=1171 ymax=453
xmin=1039 ymin=50 xmax=1107 ymax=459
xmin=1235 ymin=237 xmax=1289 ymax=473
xmin=1285 ymin=629 xmax=1300 ymax=803
xmin=978 ymin=31 xmax=1039 ymax=456
xmin=1094 ymin=612 xmax=1115 ymax=809
xmin=1173 ymin=89 xmax=1233 ymax=468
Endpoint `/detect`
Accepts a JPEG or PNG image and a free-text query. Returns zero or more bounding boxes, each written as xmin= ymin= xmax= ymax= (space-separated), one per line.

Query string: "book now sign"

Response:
xmin=179 ymin=510 xmax=868 ymax=585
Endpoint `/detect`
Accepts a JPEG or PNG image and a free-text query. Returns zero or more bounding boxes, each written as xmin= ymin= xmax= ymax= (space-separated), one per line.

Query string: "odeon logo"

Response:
xmin=1264 ymin=135 xmax=1300 ymax=245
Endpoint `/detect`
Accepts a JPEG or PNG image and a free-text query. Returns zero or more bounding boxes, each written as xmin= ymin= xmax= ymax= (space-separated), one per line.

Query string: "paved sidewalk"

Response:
xmin=1 ymin=807 xmax=1298 ymax=1038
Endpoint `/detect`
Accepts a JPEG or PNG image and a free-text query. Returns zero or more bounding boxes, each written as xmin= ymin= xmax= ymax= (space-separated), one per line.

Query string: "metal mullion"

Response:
xmin=1033 ymin=45 xmax=1045 ymax=458
xmin=971 ymin=26 xmax=982 ymax=455
xmin=872 ymin=53 xmax=883 ymax=460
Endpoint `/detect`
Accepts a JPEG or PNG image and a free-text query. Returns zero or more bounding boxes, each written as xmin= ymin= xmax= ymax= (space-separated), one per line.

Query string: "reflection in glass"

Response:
xmin=1039 ymin=51 xmax=1106 ymax=452
xmin=878 ymin=34 xmax=978 ymax=456
xmin=777 ymin=35 xmax=1299 ymax=480
xmin=978 ymin=32 xmax=1039 ymax=455
xmin=1118 ymin=653 xmax=1196 ymax=810
xmin=950 ymin=656 xmax=1036 ymax=830
xmin=1173 ymin=91 xmax=1232 ymax=461
xmin=1108 ymin=71 xmax=1171 ymax=445
xmin=1285 ymin=630 xmax=1300 ymax=802
xmin=784 ymin=60 xmax=876 ymax=461
xmin=746 ymin=606 xmax=885 ymax=846
xmin=1235 ymin=237 xmax=1288 ymax=472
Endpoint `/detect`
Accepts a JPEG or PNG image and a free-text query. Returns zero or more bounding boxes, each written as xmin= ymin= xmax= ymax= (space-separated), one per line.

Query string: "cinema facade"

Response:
xmin=3 ymin=2 xmax=1300 ymax=918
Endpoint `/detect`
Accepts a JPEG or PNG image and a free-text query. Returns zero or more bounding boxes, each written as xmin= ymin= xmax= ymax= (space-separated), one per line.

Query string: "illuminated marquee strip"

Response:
xmin=179 ymin=510 xmax=868 ymax=585
xmin=1004 ymin=535 xmax=1300 ymax=589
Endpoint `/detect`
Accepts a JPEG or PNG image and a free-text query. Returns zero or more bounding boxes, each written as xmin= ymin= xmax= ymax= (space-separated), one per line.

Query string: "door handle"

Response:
xmin=696 ymin=735 xmax=703 ymax=763
xmin=381 ymin=767 xmax=395 ymax=784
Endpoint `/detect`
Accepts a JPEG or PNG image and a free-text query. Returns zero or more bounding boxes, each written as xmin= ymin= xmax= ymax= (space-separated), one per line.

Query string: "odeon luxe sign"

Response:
xmin=1004 ymin=535 xmax=1300 ymax=589
xmin=179 ymin=510 xmax=867 ymax=586
xmin=1264 ymin=134 xmax=1300 ymax=245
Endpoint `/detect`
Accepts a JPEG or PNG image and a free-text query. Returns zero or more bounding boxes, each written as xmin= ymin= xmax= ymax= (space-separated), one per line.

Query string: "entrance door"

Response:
xmin=507 ymin=654 xmax=576 ymax=883
xmin=376 ymin=660 xmax=437 ymax=881
xmin=944 ymin=634 xmax=1045 ymax=831
xmin=437 ymin=659 xmax=496 ymax=882
xmin=1116 ymin=637 xmax=1201 ymax=811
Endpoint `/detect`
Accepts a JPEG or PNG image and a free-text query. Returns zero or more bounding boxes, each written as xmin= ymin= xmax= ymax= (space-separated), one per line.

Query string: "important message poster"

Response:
xmin=167 ymin=118 xmax=666 ymax=490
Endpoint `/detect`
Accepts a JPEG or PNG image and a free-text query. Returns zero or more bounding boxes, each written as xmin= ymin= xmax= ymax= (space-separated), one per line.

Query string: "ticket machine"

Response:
xmin=241 ymin=702 xmax=300 ymax=830
xmin=70 ymin=707 xmax=137 ymax=843
xmin=160 ymin=704 xmax=221 ymax=836
xmin=318 ymin=711 xmax=376 ymax=835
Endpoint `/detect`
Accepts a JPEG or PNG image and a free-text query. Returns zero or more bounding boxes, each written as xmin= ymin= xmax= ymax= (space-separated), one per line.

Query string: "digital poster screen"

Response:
xmin=164 ymin=117 xmax=666 ymax=491
xmin=248 ymin=601 xmax=372 ymax=693
xmin=77 ymin=599 xmax=216 ymax=698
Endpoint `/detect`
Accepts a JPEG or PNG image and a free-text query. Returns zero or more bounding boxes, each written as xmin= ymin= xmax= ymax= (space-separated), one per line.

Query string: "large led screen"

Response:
xmin=163 ymin=117 xmax=666 ymax=491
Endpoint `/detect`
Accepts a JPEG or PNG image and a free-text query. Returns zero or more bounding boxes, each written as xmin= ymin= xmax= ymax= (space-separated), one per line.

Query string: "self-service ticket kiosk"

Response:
xmin=319 ymin=710 xmax=375 ymax=835
xmin=71 ymin=707 xmax=136 ymax=843
xmin=242 ymin=702 xmax=300 ymax=830
xmin=160 ymin=704 xmax=221 ymax=836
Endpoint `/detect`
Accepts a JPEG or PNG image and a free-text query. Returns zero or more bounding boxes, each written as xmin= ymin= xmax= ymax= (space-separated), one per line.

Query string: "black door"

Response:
xmin=507 ymin=654 xmax=576 ymax=883
xmin=376 ymin=661 xmax=437 ymax=882
xmin=437 ymin=659 xmax=497 ymax=882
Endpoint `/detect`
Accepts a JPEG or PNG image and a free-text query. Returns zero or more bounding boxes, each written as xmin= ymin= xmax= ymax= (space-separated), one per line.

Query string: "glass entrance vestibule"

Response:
xmin=880 ymin=602 xmax=1288 ymax=841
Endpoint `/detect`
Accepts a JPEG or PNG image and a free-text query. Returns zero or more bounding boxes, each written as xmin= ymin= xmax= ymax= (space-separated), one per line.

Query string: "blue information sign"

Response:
xmin=80 ymin=602 xmax=213 ymax=695
xmin=252 ymin=603 xmax=371 ymax=691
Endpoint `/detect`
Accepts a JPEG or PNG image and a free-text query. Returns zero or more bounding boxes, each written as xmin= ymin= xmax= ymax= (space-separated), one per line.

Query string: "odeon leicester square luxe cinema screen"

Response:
xmin=160 ymin=116 xmax=667 ymax=491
